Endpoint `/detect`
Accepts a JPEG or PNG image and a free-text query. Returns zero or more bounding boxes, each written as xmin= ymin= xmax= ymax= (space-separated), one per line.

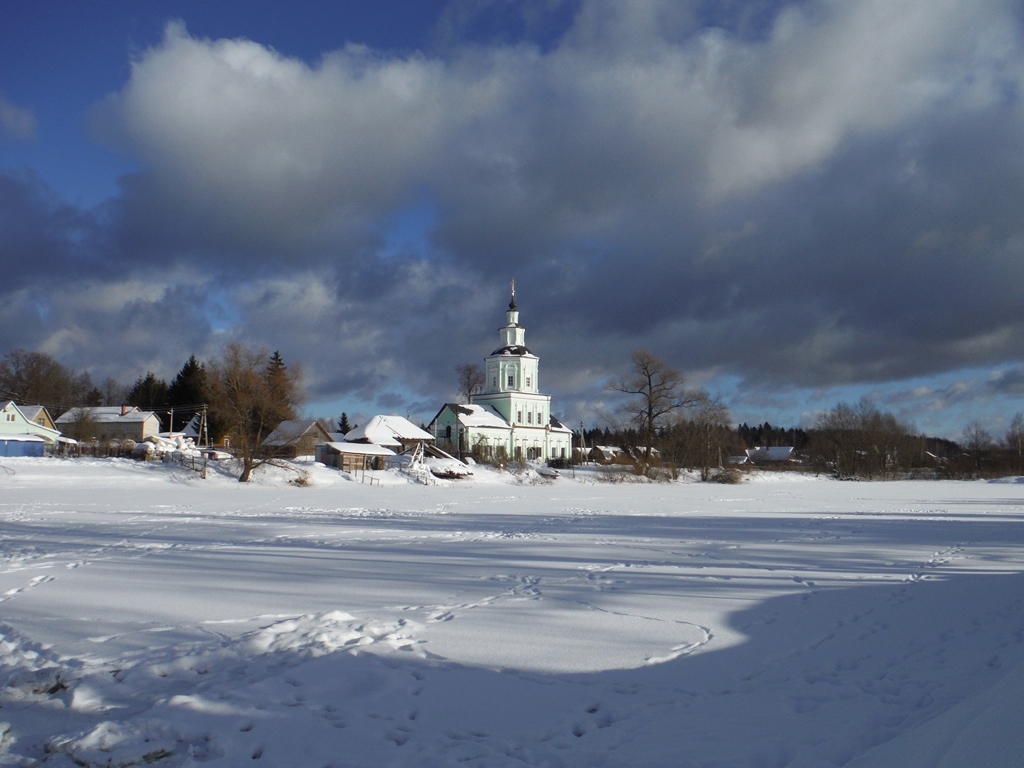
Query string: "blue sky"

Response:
xmin=4 ymin=0 xmax=1024 ymax=440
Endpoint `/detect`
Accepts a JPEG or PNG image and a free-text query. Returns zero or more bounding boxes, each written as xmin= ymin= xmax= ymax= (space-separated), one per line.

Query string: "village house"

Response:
xmin=1 ymin=401 xmax=65 ymax=456
xmin=261 ymin=419 xmax=333 ymax=458
xmin=315 ymin=441 xmax=395 ymax=473
xmin=55 ymin=405 xmax=161 ymax=443
xmin=589 ymin=445 xmax=626 ymax=464
xmin=430 ymin=284 xmax=573 ymax=463
xmin=341 ymin=414 xmax=434 ymax=452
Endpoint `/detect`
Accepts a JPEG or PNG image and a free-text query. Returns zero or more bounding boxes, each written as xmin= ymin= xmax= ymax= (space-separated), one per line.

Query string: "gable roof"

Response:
xmin=56 ymin=406 xmax=159 ymax=425
xmin=17 ymin=405 xmax=53 ymax=426
xmin=262 ymin=419 xmax=333 ymax=447
xmin=2 ymin=401 xmax=63 ymax=444
xmin=344 ymin=414 xmax=433 ymax=447
xmin=436 ymin=403 xmax=512 ymax=431
xmin=745 ymin=446 xmax=795 ymax=462
xmin=548 ymin=415 xmax=573 ymax=433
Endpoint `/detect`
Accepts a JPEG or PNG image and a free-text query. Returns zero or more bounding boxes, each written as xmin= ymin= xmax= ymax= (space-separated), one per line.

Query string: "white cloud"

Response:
xmin=703 ymin=0 xmax=1018 ymax=197
xmin=0 ymin=95 xmax=35 ymax=140
xmin=95 ymin=1 xmax=1023 ymax=255
xmin=100 ymin=22 xmax=457 ymax=252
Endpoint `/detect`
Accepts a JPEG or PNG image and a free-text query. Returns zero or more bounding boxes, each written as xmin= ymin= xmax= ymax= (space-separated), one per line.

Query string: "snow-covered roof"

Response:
xmin=446 ymin=403 xmax=512 ymax=430
xmin=0 ymin=433 xmax=44 ymax=443
xmin=181 ymin=413 xmax=201 ymax=438
xmin=72 ymin=406 xmax=138 ymax=417
xmin=320 ymin=442 xmax=396 ymax=457
xmin=56 ymin=407 xmax=158 ymax=425
xmin=489 ymin=344 xmax=535 ymax=357
xmin=548 ymin=415 xmax=573 ymax=433
xmin=344 ymin=415 xmax=433 ymax=447
xmin=745 ymin=446 xmax=795 ymax=462
xmin=263 ymin=419 xmax=331 ymax=446
xmin=16 ymin=405 xmax=48 ymax=423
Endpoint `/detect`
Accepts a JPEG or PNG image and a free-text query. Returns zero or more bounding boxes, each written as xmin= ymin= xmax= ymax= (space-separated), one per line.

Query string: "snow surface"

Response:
xmin=1 ymin=457 xmax=1023 ymax=767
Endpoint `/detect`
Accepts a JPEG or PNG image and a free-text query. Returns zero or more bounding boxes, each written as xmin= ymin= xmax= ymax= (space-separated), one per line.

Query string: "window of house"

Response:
xmin=508 ymin=373 xmax=515 ymax=387
xmin=492 ymin=377 xmax=497 ymax=387
xmin=517 ymin=410 xmax=522 ymax=423
xmin=526 ymin=376 xmax=531 ymax=388
xmin=527 ymin=412 xmax=533 ymax=424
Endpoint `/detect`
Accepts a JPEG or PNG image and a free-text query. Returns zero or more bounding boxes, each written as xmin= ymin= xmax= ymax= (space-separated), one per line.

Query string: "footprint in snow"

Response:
xmin=1 ymin=574 xmax=55 ymax=600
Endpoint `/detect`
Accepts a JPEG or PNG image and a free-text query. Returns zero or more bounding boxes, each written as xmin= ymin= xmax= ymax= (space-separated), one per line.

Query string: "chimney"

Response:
xmin=121 ymin=404 xmax=127 ymax=416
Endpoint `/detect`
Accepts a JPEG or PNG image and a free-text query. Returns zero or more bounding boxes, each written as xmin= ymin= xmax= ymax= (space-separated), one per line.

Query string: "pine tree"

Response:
xmin=127 ymin=372 xmax=169 ymax=412
xmin=166 ymin=355 xmax=208 ymax=431
xmin=263 ymin=351 xmax=294 ymax=430
xmin=338 ymin=412 xmax=351 ymax=434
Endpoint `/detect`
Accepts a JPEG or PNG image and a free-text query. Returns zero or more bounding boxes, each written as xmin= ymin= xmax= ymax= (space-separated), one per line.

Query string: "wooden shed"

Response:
xmin=316 ymin=441 xmax=396 ymax=472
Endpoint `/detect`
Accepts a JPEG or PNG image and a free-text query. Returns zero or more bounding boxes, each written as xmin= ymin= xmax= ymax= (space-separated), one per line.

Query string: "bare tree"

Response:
xmin=65 ymin=407 xmax=99 ymax=443
xmin=0 ymin=349 xmax=90 ymax=414
xmin=101 ymin=377 xmax=130 ymax=407
xmin=662 ymin=392 xmax=736 ymax=480
xmin=962 ymin=419 xmax=993 ymax=475
xmin=689 ymin=394 xmax=734 ymax=481
xmin=455 ymin=363 xmax=486 ymax=403
xmin=607 ymin=350 xmax=701 ymax=472
xmin=207 ymin=343 xmax=303 ymax=482
xmin=1005 ymin=413 xmax=1024 ymax=474
xmin=812 ymin=399 xmax=918 ymax=479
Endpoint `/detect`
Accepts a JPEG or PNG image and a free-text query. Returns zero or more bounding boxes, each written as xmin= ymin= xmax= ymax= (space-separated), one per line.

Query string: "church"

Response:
xmin=429 ymin=284 xmax=573 ymax=463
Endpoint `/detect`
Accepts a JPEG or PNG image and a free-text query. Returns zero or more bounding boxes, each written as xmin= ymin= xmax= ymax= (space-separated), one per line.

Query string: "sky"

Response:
xmin=3 ymin=0 xmax=1024 ymax=440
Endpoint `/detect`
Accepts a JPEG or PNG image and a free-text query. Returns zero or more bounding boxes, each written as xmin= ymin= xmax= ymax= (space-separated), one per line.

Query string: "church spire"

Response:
xmin=506 ymin=279 xmax=520 ymax=328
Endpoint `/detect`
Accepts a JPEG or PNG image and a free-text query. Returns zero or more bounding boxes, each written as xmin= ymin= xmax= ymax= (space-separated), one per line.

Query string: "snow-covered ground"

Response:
xmin=2 ymin=457 xmax=1023 ymax=767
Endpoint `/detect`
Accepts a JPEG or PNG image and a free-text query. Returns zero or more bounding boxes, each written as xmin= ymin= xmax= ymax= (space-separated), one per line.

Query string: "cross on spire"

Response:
xmin=509 ymin=278 xmax=517 ymax=310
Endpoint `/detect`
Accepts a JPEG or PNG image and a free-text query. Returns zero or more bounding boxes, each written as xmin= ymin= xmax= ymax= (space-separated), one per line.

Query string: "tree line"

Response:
xmin=600 ymin=349 xmax=1024 ymax=481
xmin=0 ymin=344 xmax=303 ymax=482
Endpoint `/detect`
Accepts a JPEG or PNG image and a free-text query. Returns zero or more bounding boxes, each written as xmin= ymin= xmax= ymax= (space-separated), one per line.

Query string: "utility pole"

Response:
xmin=201 ymin=404 xmax=209 ymax=447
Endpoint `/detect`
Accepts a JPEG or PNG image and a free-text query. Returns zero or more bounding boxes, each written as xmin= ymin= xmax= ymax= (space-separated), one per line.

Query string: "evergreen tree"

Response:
xmin=83 ymin=387 xmax=103 ymax=407
xmin=263 ymin=351 xmax=296 ymax=429
xmin=127 ymin=372 xmax=169 ymax=412
xmin=338 ymin=412 xmax=351 ymax=434
xmin=166 ymin=355 xmax=208 ymax=431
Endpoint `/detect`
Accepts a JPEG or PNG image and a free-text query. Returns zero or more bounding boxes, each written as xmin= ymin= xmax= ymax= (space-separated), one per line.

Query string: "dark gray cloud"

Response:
xmin=0 ymin=173 xmax=93 ymax=287
xmin=3 ymin=0 xmax=1024 ymax=436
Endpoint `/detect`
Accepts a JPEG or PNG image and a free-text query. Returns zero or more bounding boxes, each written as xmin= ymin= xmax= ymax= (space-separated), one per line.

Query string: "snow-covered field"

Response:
xmin=2 ymin=458 xmax=1023 ymax=767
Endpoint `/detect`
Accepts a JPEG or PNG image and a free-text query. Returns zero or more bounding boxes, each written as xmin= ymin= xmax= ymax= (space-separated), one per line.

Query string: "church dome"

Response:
xmin=490 ymin=344 xmax=533 ymax=356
